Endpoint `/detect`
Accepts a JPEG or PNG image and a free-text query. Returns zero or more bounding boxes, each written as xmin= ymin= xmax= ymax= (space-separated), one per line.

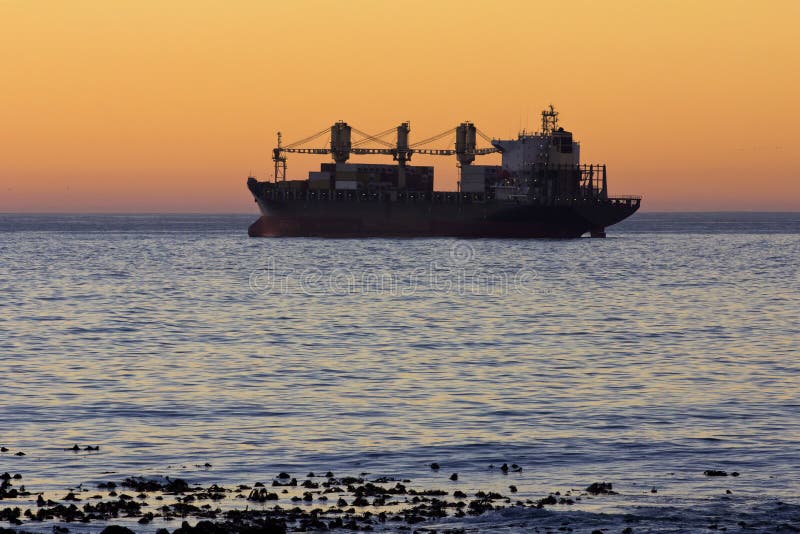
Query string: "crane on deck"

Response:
xmin=271 ymin=121 xmax=501 ymax=186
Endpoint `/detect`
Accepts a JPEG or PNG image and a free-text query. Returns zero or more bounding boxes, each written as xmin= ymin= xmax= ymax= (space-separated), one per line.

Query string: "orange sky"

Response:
xmin=1 ymin=0 xmax=798 ymax=212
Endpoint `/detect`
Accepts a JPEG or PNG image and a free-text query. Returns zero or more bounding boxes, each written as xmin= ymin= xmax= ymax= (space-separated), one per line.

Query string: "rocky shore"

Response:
xmin=0 ymin=464 xmax=628 ymax=534
xmin=3 ymin=449 xmax=794 ymax=533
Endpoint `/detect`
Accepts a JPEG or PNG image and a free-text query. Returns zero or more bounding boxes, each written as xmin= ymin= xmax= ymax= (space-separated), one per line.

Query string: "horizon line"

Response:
xmin=2 ymin=210 xmax=800 ymax=216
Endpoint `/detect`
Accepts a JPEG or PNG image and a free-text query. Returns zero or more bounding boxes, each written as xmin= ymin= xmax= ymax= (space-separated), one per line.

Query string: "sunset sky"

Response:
xmin=1 ymin=0 xmax=798 ymax=212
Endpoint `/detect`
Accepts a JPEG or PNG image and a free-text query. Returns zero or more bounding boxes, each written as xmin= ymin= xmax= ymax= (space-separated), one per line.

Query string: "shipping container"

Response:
xmin=335 ymin=180 xmax=359 ymax=190
xmin=309 ymin=171 xmax=331 ymax=182
xmin=460 ymin=165 xmax=503 ymax=192
xmin=315 ymin=162 xmax=433 ymax=192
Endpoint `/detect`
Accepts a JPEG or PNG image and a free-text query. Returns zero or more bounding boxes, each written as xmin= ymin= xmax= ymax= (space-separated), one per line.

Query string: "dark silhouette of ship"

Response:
xmin=247 ymin=106 xmax=640 ymax=238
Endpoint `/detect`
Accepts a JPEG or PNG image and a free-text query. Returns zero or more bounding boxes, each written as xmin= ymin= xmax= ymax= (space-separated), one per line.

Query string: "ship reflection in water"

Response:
xmin=247 ymin=106 xmax=640 ymax=238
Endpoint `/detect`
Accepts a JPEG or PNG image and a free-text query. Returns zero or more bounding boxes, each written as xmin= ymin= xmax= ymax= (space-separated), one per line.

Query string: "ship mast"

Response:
xmin=272 ymin=132 xmax=287 ymax=183
xmin=541 ymin=104 xmax=559 ymax=135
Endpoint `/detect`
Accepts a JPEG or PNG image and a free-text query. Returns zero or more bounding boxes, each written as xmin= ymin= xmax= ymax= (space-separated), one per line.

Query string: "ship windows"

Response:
xmin=553 ymin=134 xmax=573 ymax=153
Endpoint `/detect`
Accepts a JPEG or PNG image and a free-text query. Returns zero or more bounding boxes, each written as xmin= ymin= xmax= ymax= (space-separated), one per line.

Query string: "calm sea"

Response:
xmin=1 ymin=212 xmax=798 ymax=532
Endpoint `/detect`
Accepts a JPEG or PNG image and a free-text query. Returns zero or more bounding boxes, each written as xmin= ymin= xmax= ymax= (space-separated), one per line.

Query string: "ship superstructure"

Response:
xmin=246 ymin=106 xmax=640 ymax=238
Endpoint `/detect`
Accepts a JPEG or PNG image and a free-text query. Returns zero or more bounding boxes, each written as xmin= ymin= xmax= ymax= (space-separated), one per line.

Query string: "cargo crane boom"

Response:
xmin=272 ymin=121 xmax=501 ymax=183
xmin=277 ymin=147 xmax=499 ymax=156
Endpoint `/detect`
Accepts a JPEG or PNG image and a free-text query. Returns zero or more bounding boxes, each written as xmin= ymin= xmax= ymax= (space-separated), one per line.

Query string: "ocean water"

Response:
xmin=0 ymin=212 xmax=798 ymax=532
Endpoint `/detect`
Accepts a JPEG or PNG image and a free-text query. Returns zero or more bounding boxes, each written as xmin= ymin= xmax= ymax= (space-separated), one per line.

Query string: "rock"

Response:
xmin=14 ymin=452 xmax=24 ymax=456
xmin=70 ymin=444 xmax=80 ymax=451
xmin=430 ymin=463 xmax=440 ymax=470
xmin=703 ymin=470 xmax=728 ymax=477
xmin=536 ymin=494 xmax=557 ymax=507
xmin=500 ymin=463 xmax=509 ymax=474
xmin=726 ymin=489 xmax=732 ymax=494
xmin=166 ymin=478 xmax=190 ymax=492
xmin=276 ymin=472 xmax=290 ymax=479
xmin=650 ymin=487 xmax=657 ymax=493
xmin=0 ymin=448 xmax=8 ymax=452
xmin=453 ymin=490 xmax=467 ymax=499
xmin=247 ymin=488 xmax=278 ymax=502
xmin=586 ymin=482 xmax=616 ymax=495
xmin=307 ymin=472 xmax=315 ymax=477
xmin=468 ymin=499 xmax=494 ymax=514
xmin=509 ymin=485 xmax=517 ymax=493
xmin=449 ymin=473 xmax=458 ymax=481
xmin=622 ymin=528 xmax=633 ymax=534
xmin=731 ymin=472 xmax=740 ymax=477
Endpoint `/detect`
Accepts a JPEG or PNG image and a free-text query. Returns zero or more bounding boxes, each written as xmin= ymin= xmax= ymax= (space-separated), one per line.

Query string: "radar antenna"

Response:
xmin=541 ymin=105 xmax=559 ymax=135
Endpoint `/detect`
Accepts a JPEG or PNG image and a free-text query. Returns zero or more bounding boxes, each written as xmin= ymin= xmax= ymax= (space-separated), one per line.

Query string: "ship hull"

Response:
xmin=247 ymin=193 xmax=639 ymax=238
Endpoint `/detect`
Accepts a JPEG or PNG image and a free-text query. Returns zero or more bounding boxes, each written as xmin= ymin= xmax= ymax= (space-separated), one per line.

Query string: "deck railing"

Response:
xmin=259 ymin=189 xmax=641 ymax=207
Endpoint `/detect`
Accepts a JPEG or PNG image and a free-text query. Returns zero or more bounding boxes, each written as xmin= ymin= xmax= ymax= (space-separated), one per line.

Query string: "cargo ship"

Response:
xmin=247 ymin=106 xmax=640 ymax=238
